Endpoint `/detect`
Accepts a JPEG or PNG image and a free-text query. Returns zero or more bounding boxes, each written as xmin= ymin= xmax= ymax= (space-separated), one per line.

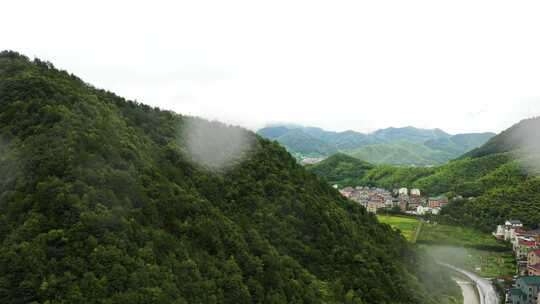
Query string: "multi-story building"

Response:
xmin=508 ymin=276 xmax=540 ymax=304
xmin=428 ymin=195 xmax=448 ymax=208
xmin=516 ymin=239 xmax=537 ymax=261
xmin=507 ymin=220 xmax=524 ymax=228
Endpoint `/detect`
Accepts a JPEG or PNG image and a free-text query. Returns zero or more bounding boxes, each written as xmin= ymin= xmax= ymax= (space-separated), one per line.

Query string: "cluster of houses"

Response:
xmin=339 ymin=186 xmax=394 ymax=213
xmin=494 ymin=220 xmax=540 ymax=304
xmin=339 ymin=186 xmax=448 ymax=215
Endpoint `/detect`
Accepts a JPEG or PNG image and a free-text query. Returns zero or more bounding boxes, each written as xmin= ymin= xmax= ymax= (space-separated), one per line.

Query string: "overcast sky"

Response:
xmin=2 ymin=0 xmax=540 ymax=134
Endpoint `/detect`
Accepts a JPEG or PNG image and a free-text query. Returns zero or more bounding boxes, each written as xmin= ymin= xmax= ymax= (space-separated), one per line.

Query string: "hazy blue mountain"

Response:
xmin=257 ymin=126 xmax=291 ymax=139
xmin=257 ymin=125 xmax=494 ymax=165
xmin=262 ymin=128 xmax=339 ymax=157
xmin=424 ymin=133 xmax=496 ymax=155
xmin=372 ymin=126 xmax=451 ymax=143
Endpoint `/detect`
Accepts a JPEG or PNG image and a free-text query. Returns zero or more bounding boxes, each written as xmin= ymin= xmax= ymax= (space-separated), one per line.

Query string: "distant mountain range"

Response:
xmin=257 ymin=125 xmax=495 ymax=166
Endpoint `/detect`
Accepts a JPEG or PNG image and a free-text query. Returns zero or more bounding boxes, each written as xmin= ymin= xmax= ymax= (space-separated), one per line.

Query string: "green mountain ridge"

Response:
xmin=257 ymin=125 xmax=495 ymax=165
xmin=308 ymin=117 xmax=540 ymax=232
xmin=0 ymin=51 xmax=459 ymax=303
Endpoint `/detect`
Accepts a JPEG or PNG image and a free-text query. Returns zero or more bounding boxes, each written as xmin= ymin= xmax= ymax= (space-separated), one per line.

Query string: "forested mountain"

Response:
xmin=464 ymin=117 xmax=540 ymax=158
xmin=0 ymin=51 xmax=460 ymax=303
xmin=308 ymin=117 xmax=540 ymax=232
xmin=257 ymin=125 xmax=494 ymax=165
xmin=425 ymin=133 xmax=495 ymax=156
xmin=346 ymin=141 xmax=455 ymax=166
xmin=371 ymin=127 xmax=450 ymax=144
xmin=305 ymin=153 xmax=374 ymax=186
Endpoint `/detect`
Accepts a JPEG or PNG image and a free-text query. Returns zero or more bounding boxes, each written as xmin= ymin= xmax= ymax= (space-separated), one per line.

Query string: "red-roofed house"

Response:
xmin=517 ymin=239 xmax=538 ymax=260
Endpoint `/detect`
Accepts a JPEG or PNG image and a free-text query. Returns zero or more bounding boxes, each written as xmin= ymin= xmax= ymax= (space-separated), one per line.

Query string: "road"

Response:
xmin=453 ymin=277 xmax=480 ymax=304
xmin=441 ymin=263 xmax=499 ymax=304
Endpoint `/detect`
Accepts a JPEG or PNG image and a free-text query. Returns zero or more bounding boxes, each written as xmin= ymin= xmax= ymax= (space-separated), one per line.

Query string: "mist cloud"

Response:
xmin=503 ymin=117 xmax=540 ymax=175
xmin=181 ymin=117 xmax=256 ymax=172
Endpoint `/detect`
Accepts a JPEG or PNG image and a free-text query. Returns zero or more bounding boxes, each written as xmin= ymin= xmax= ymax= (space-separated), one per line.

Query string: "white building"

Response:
xmin=398 ymin=187 xmax=408 ymax=196
xmin=494 ymin=220 xmax=524 ymax=241
xmin=494 ymin=225 xmax=506 ymax=239
xmin=416 ymin=205 xmax=432 ymax=215
xmin=505 ymin=220 xmax=524 ymax=228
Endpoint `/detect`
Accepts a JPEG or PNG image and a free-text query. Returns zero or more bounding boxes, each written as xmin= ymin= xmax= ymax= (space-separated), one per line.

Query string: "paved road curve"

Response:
xmin=453 ymin=277 xmax=480 ymax=304
xmin=441 ymin=263 xmax=499 ymax=304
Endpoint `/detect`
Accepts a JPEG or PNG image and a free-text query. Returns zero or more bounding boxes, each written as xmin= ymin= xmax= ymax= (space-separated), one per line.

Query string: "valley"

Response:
xmin=3 ymin=1 xmax=539 ymax=303
xmin=0 ymin=51 xmax=538 ymax=304
xmin=301 ymin=115 xmax=540 ymax=303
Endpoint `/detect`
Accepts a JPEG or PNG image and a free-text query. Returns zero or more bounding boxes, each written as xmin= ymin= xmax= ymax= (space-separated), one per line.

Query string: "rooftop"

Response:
xmin=531 ymin=249 xmax=540 ymax=256
xmin=429 ymin=195 xmax=447 ymax=200
xmin=508 ymin=287 xmax=524 ymax=297
xmin=518 ymin=239 xmax=536 ymax=246
xmin=517 ymin=276 xmax=540 ymax=286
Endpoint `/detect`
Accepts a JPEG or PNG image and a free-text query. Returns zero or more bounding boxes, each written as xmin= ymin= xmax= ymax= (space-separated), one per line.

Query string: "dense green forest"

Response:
xmin=0 ymin=51 xmax=460 ymax=303
xmin=305 ymin=153 xmax=374 ymax=187
xmin=308 ymin=117 xmax=540 ymax=232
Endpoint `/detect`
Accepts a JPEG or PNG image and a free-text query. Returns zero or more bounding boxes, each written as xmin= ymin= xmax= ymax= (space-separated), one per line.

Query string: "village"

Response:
xmin=493 ymin=220 xmax=540 ymax=304
xmin=338 ymin=186 xmax=449 ymax=215
xmin=339 ymin=185 xmax=540 ymax=304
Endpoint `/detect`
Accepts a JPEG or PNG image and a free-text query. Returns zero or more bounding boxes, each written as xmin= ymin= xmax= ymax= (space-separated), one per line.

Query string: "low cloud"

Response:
xmin=504 ymin=117 xmax=540 ymax=175
xmin=181 ymin=117 xmax=256 ymax=172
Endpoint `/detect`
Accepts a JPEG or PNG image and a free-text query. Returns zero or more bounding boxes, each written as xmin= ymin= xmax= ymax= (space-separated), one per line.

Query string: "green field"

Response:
xmin=377 ymin=215 xmax=420 ymax=241
xmin=418 ymin=223 xmax=515 ymax=278
xmin=417 ymin=223 xmax=508 ymax=250
xmin=377 ymin=217 xmax=516 ymax=278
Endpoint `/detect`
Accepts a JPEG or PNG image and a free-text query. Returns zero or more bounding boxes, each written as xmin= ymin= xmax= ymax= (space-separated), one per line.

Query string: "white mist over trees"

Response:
xmin=181 ymin=117 xmax=256 ymax=172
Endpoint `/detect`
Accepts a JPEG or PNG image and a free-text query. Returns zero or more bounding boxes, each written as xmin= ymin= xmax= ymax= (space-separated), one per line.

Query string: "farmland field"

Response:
xmin=377 ymin=215 xmax=420 ymax=241
xmin=377 ymin=217 xmax=516 ymax=278
xmin=418 ymin=223 xmax=515 ymax=278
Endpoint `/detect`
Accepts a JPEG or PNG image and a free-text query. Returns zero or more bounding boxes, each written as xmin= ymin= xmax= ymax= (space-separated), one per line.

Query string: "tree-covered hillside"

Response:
xmin=308 ymin=118 xmax=540 ymax=232
xmin=346 ymin=140 xmax=455 ymax=166
xmin=305 ymin=153 xmax=374 ymax=187
xmin=0 ymin=51 xmax=459 ymax=303
xmin=464 ymin=117 xmax=540 ymax=158
xmin=425 ymin=133 xmax=495 ymax=156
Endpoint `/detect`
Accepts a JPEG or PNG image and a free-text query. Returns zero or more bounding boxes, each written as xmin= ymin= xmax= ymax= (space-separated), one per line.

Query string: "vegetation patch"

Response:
xmin=377 ymin=215 xmax=420 ymax=241
xmin=418 ymin=224 xmax=515 ymax=278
